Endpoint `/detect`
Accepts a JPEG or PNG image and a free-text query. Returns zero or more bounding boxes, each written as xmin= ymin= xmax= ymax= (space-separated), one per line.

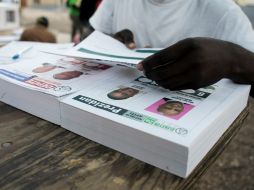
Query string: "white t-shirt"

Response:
xmin=90 ymin=0 xmax=254 ymax=51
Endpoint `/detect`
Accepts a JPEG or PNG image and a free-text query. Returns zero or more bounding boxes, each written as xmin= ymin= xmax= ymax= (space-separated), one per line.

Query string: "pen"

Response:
xmin=12 ymin=46 xmax=33 ymax=60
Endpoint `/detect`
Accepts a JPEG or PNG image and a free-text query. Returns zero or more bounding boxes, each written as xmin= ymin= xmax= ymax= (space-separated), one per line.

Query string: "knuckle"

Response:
xmin=183 ymin=38 xmax=196 ymax=46
xmin=120 ymin=29 xmax=134 ymax=43
xmin=184 ymin=38 xmax=202 ymax=49
xmin=113 ymin=32 xmax=123 ymax=40
xmin=121 ymin=29 xmax=133 ymax=36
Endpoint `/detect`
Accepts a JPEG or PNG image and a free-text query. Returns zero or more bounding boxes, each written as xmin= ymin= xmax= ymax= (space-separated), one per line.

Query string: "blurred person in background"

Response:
xmin=20 ymin=16 xmax=56 ymax=43
xmin=79 ymin=0 xmax=102 ymax=39
xmin=66 ymin=0 xmax=83 ymax=43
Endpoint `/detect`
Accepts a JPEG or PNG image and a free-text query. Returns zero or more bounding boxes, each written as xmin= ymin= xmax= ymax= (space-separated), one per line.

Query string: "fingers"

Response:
xmin=153 ymin=69 xmax=216 ymax=91
xmin=143 ymin=57 xmax=203 ymax=91
xmin=144 ymin=52 xmax=196 ymax=81
xmin=114 ymin=29 xmax=136 ymax=49
xmin=145 ymin=60 xmax=189 ymax=81
xmin=155 ymin=71 xmax=196 ymax=90
xmin=138 ymin=38 xmax=195 ymax=72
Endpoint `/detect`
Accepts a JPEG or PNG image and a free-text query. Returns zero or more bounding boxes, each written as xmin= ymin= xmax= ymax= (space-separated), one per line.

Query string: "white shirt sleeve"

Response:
xmin=213 ymin=6 xmax=254 ymax=52
xmin=89 ymin=0 xmax=114 ymax=35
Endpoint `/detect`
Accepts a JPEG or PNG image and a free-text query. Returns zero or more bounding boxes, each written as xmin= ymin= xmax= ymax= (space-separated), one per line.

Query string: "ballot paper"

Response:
xmin=48 ymin=31 xmax=159 ymax=68
xmin=0 ymin=40 xmax=250 ymax=178
xmin=60 ymin=67 xmax=250 ymax=178
xmin=0 ymin=42 xmax=114 ymax=124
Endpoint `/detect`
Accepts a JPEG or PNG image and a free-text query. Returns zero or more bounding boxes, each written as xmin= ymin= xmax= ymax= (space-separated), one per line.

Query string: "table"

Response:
xmin=0 ymin=102 xmax=249 ymax=190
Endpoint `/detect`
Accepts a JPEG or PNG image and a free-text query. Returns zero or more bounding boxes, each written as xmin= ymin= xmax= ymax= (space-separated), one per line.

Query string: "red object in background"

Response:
xmin=96 ymin=0 xmax=102 ymax=8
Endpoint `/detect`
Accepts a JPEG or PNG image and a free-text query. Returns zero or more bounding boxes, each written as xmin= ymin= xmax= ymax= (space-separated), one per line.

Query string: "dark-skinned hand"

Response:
xmin=137 ymin=37 xmax=254 ymax=91
xmin=113 ymin=29 xmax=136 ymax=49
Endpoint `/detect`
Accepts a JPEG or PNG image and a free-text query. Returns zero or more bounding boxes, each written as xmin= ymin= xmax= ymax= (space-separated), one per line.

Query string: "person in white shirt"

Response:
xmin=89 ymin=0 xmax=254 ymax=96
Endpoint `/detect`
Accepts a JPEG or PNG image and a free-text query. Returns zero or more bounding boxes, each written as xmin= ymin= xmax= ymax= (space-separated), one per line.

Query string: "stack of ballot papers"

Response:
xmin=0 ymin=41 xmax=115 ymax=124
xmin=60 ymin=67 xmax=250 ymax=177
xmin=0 ymin=33 xmax=251 ymax=178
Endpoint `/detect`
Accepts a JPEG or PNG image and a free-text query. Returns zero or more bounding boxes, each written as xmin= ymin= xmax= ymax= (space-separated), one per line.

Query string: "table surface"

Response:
xmin=0 ymin=102 xmax=249 ymax=190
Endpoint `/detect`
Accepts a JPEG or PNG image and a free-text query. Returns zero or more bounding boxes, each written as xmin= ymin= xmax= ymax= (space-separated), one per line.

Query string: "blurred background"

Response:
xmin=0 ymin=0 xmax=254 ymax=44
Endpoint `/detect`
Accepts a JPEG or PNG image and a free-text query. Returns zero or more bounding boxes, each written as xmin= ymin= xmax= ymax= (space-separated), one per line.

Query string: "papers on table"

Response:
xmin=0 ymin=41 xmax=114 ymax=124
xmin=60 ymin=67 xmax=250 ymax=177
xmin=0 ymin=35 xmax=19 ymax=46
xmin=0 ymin=38 xmax=250 ymax=178
xmin=0 ymin=28 xmax=23 ymax=46
xmin=49 ymin=31 xmax=159 ymax=68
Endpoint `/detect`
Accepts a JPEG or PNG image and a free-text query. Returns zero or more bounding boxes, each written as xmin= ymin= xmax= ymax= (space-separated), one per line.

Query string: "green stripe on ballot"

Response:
xmin=135 ymin=49 xmax=159 ymax=53
xmin=78 ymin=48 xmax=144 ymax=60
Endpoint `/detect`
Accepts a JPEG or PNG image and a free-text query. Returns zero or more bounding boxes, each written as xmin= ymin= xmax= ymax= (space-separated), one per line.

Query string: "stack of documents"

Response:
xmin=0 ymin=41 xmax=115 ymax=124
xmin=0 ymin=32 xmax=250 ymax=177
xmin=60 ymin=66 xmax=250 ymax=177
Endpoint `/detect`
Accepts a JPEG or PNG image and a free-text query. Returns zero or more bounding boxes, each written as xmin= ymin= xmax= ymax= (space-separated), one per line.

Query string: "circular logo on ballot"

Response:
xmin=53 ymin=86 xmax=72 ymax=92
xmin=175 ymin=128 xmax=188 ymax=135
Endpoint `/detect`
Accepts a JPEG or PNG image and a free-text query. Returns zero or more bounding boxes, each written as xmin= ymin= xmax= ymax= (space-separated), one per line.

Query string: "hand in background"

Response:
xmin=113 ymin=29 xmax=136 ymax=49
xmin=137 ymin=38 xmax=254 ymax=91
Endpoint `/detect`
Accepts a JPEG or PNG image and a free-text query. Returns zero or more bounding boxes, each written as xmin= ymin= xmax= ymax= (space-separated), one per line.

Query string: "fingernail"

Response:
xmin=137 ymin=63 xmax=144 ymax=71
xmin=128 ymin=43 xmax=136 ymax=49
